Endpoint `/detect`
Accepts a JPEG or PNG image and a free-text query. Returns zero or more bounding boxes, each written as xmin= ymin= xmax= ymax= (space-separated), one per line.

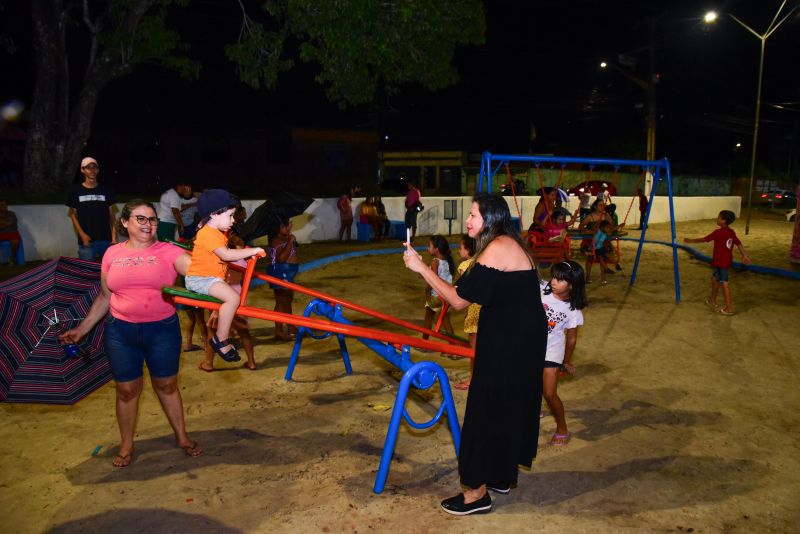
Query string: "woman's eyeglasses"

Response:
xmin=133 ymin=215 xmax=159 ymax=225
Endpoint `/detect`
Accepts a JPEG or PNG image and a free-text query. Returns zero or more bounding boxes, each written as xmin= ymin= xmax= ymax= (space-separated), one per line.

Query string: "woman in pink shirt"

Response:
xmin=61 ymin=200 xmax=201 ymax=468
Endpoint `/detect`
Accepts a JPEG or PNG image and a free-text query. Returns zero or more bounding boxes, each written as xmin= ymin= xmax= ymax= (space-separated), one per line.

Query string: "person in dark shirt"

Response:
xmin=66 ymin=157 xmax=117 ymax=261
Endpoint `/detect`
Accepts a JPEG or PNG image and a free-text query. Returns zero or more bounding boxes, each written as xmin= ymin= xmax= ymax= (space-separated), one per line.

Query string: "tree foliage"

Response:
xmin=23 ymin=0 xmax=485 ymax=193
xmin=228 ymin=0 xmax=485 ymax=106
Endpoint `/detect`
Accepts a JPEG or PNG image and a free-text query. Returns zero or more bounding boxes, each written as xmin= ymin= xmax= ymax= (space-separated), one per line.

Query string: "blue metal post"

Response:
xmin=665 ymin=160 xmax=681 ymax=302
xmin=373 ymin=360 xmax=460 ymax=494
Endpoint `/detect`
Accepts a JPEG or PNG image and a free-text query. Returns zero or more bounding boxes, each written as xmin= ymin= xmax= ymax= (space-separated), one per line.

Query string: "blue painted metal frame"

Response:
xmin=284 ymin=298 xmax=461 ymax=493
xmin=479 ymin=151 xmax=681 ymax=303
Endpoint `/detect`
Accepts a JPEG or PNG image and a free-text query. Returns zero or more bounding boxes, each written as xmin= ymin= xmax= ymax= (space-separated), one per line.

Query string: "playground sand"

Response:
xmin=1 ymin=212 xmax=798 ymax=533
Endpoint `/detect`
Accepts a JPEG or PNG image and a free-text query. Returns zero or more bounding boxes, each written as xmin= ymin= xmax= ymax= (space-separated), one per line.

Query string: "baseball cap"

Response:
xmin=81 ymin=157 xmax=98 ymax=168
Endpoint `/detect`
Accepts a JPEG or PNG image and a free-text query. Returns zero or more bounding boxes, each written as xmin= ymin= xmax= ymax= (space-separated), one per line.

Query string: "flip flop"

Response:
xmin=704 ymin=298 xmax=718 ymax=309
xmin=244 ymin=362 xmax=257 ymax=371
xmin=717 ymin=308 xmax=736 ymax=316
xmin=197 ymin=362 xmax=214 ymax=373
xmin=113 ymin=451 xmax=133 ymax=468
xmin=183 ymin=344 xmax=202 ymax=352
xmin=549 ymin=432 xmax=571 ymax=446
xmin=179 ymin=441 xmax=202 ymax=458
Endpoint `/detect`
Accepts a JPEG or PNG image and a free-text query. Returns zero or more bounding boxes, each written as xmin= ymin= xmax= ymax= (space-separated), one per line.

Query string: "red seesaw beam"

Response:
xmin=171 ymin=296 xmax=474 ymax=358
xmin=229 ymin=261 xmax=469 ymax=348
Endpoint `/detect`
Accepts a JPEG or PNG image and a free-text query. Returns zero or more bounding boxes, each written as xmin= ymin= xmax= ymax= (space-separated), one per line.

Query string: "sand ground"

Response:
xmin=1 ymin=211 xmax=798 ymax=533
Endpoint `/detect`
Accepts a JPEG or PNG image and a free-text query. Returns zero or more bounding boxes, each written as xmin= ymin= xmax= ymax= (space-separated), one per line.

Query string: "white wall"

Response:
xmin=7 ymin=196 xmax=741 ymax=261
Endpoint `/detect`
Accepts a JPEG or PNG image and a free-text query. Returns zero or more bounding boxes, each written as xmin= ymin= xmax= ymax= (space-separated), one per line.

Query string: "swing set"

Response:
xmin=479 ymin=151 xmax=682 ymax=302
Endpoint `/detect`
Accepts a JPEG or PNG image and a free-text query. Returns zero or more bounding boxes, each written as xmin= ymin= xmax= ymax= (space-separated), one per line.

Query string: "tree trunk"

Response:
xmin=24 ymin=1 xmax=146 ymax=195
xmin=25 ymin=0 xmax=67 ymax=194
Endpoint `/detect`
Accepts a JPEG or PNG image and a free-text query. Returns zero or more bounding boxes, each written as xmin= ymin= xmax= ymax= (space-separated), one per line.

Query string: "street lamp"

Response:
xmin=704 ymin=1 xmax=799 ymax=234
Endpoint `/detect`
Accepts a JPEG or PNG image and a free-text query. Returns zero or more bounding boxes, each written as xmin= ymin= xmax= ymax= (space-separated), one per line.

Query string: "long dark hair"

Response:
xmin=472 ymin=193 xmax=530 ymax=262
xmin=116 ymin=199 xmax=156 ymax=238
xmin=430 ymin=234 xmax=455 ymax=276
xmin=545 ymin=260 xmax=587 ymax=310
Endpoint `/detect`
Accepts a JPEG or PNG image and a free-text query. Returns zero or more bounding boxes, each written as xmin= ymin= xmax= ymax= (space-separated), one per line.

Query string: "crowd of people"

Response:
xmin=47 ymin=155 xmax=749 ymax=517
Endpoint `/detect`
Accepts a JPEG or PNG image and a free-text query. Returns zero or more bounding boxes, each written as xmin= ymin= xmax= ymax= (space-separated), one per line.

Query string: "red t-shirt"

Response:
xmin=704 ymin=227 xmax=741 ymax=268
xmin=405 ymin=188 xmax=420 ymax=210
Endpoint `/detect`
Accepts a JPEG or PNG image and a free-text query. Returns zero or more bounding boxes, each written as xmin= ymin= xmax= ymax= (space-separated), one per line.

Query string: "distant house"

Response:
xmin=378 ymin=151 xmax=467 ymax=195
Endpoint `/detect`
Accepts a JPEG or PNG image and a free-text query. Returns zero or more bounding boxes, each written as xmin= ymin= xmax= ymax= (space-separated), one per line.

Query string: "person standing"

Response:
xmin=60 ymin=200 xmax=201 ymax=467
xmin=403 ymin=193 xmax=547 ymax=515
xmin=684 ymin=210 xmax=751 ymax=315
xmin=636 ymin=188 xmax=649 ymax=230
xmin=66 ymin=157 xmax=117 ymax=261
xmin=156 ymin=181 xmax=195 ymax=242
xmin=405 ymin=181 xmax=422 ymax=241
xmin=337 ymin=186 xmax=360 ymax=241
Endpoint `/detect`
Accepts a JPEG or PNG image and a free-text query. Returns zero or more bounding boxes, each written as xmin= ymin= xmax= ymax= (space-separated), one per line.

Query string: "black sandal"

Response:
xmin=209 ymin=335 xmax=241 ymax=362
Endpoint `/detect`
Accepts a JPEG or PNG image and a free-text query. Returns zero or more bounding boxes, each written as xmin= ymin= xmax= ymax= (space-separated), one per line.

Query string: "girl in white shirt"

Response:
xmin=540 ymin=260 xmax=587 ymax=446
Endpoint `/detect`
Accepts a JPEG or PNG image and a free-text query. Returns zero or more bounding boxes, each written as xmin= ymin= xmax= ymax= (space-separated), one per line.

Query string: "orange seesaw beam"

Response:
xmin=229 ymin=262 xmax=469 ymax=348
xmin=171 ymin=296 xmax=474 ymax=359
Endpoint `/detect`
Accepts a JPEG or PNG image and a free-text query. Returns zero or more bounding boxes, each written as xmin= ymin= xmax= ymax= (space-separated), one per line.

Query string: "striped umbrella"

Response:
xmin=0 ymin=257 xmax=110 ymax=404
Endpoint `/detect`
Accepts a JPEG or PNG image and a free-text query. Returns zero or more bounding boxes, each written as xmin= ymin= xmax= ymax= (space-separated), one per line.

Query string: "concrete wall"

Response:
xmin=6 ymin=195 xmax=741 ymax=262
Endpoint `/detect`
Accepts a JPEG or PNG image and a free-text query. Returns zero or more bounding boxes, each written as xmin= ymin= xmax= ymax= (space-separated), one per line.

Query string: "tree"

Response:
xmin=24 ymin=0 xmax=485 ymax=193
xmin=26 ymin=0 xmax=197 ymax=193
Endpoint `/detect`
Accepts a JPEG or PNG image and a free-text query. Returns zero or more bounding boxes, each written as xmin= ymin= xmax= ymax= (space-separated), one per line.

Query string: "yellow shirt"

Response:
xmin=187 ymin=225 xmax=228 ymax=279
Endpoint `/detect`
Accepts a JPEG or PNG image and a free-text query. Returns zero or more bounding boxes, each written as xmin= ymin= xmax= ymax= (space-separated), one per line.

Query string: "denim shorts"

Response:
xmin=104 ymin=314 xmax=182 ymax=382
xmin=78 ymin=240 xmax=111 ymax=262
xmin=185 ymin=275 xmax=225 ymax=295
xmin=713 ymin=267 xmax=729 ymax=283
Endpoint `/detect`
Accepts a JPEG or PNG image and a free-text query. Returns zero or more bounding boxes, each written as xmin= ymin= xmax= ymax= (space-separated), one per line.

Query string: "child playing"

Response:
xmin=267 ymin=216 xmax=300 ymax=341
xmin=540 ymin=260 xmax=587 ymax=446
xmin=684 ymin=210 xmax=750 ymax=315
xmin=586 ymin=220 xmax=613 ymax=285
xmin=422 ymin=234 xmax=455 ymax=340
xmin=185 ymin=189 xmax=264 ymax=361
xmin=198 ymin=235 xmax=256 ymax=371
xmin=454 ymin=234 xmax=480 ymax=390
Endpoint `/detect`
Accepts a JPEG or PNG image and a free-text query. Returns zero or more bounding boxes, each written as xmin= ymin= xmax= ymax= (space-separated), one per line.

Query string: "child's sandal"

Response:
xmin=209 ymin=335 xmax=241 ymax=362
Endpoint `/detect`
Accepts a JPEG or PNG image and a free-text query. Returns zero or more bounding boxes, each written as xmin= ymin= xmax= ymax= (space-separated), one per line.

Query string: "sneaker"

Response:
xmin=440 ymin=493 xmax=492 ymax=516
xmin=486 ymin=482 xmax=511 ymax=494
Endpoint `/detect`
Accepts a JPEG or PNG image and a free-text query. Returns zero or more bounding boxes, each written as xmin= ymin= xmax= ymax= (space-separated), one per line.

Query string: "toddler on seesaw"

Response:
xmin=185 ymin=189 xmax=264 ymax=362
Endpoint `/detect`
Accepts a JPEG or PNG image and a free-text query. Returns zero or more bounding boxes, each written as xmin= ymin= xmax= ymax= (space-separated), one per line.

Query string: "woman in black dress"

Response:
xmin=403 ymin=193 xmax=547 ymax=515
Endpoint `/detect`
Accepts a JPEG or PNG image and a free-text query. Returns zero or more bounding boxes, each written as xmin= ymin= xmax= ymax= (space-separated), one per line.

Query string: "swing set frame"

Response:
xmin=479 ymin=151 xmax=682 ymax=303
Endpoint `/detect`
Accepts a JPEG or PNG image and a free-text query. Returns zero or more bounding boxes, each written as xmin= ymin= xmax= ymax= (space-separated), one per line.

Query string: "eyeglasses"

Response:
xmin=133 ymin=215 xmax=159 ymax=225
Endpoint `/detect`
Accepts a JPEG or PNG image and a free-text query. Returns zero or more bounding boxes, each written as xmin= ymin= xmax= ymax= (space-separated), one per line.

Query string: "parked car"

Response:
xmin=787 ymin=209 xmax=796 ymax=222
xmin=759 ymin=189 xmax=796 ymax=208
xmin=566 ymin=180 xmax=618 ymax=198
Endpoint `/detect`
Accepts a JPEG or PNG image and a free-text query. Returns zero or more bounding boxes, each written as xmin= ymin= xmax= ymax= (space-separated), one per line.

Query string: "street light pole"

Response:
xmin=705 ymin=1 xmax=798 ymax=235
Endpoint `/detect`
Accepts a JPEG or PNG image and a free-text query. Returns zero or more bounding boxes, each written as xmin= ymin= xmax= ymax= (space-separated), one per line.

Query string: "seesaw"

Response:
xmin=163 ymin=255 xmax=473 ymax=493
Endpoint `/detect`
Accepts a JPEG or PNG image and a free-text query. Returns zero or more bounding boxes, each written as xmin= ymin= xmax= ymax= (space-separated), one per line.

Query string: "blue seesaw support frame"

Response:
xmin=285 ymin=298 xmax=461 ymax=494
xmin=479 ymin=151 xmax=681 ymax=303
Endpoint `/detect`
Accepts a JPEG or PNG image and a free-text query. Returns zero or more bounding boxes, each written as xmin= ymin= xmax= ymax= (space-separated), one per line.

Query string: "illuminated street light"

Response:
xmin=704 ymin=1 xmax=799 ymax=234
xmin=735 ymin=142 xmax=742 ymax=148
xmin=600 ymin=61 xmax=608 ymax=68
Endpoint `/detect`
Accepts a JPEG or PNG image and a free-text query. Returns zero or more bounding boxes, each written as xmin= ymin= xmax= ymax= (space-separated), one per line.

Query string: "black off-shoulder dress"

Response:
xmin=455 ymin=263 xmax=547 ymax=488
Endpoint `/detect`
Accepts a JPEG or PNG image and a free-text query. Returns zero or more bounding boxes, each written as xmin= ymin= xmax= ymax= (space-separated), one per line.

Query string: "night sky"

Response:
xmin=2 ymin=0 xmax=799 ymax=177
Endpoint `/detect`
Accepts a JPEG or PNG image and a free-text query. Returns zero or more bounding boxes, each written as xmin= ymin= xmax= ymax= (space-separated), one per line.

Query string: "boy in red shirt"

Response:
xmin=684 ymin=210 xmax=750 ymax=315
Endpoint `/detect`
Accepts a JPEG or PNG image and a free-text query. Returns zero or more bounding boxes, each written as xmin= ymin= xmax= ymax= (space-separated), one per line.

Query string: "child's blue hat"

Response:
xmin=197 ymin=189 xmax=239 ymax=220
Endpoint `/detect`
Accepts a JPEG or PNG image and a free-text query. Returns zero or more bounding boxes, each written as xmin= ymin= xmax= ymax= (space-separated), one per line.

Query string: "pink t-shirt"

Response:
xmin=102 ymin=241 xmax=186 ymax=322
